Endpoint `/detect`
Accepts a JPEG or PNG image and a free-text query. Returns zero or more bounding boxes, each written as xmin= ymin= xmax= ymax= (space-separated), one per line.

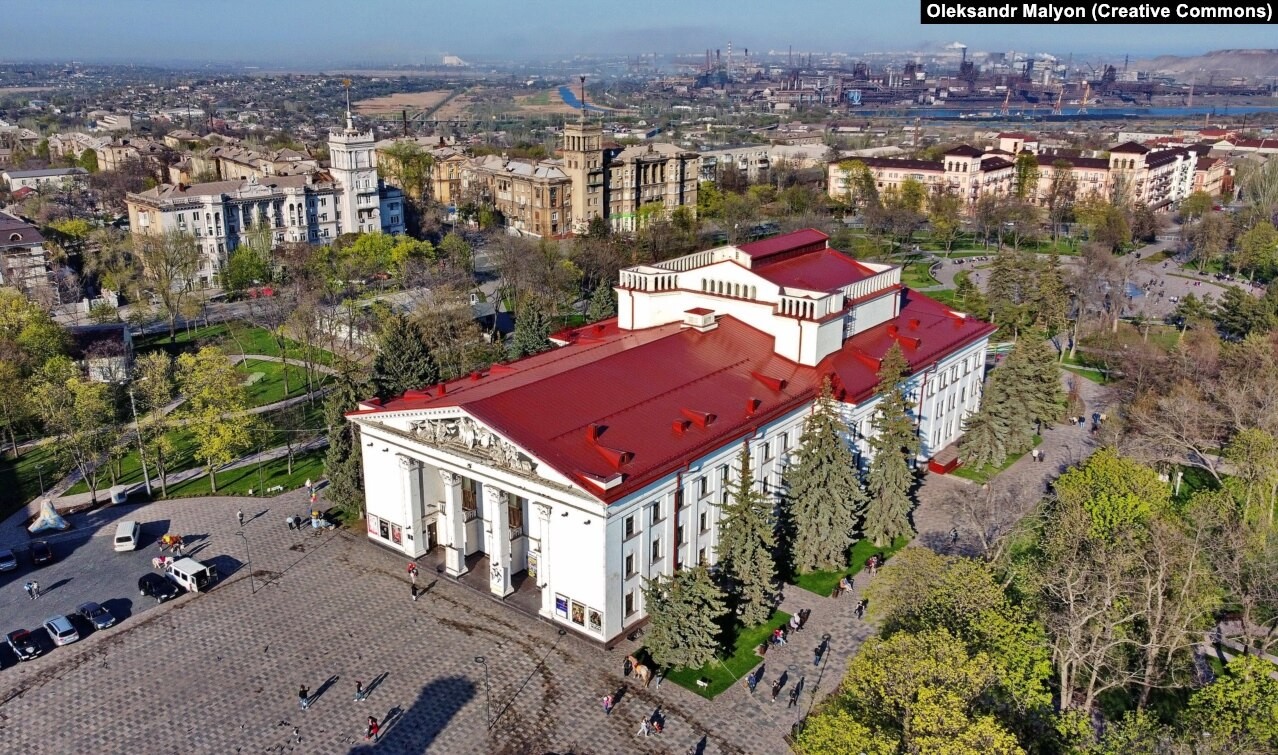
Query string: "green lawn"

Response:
xmin=791 ymin=536 xmax=911 ymax=597
xmin=137 ymin=322 xmax=336 ymax=366
xmin=0 ymin=443 xmax=70 ymax=518
xmin=63 ymin=428 xmax=200 ymax=497
xmin=638 ymin=611 xmax=792 ymax=699
xmin=952 ymin=435 xmax=1042 ymax=484
xmin=1139 ymin=250 xmax=1171 ymax=264
xmin=1061 ymin=364 xmax=1113 ymax=386
xmin=164 ymin=448 xmax=325 ymax=498
xmin=237 ymin=358 xmax=317 ymax=408
xmin=901 ymin=262 xmax=939 ymax=288
xmin=920 ymin=288 xmax=958 ymax=307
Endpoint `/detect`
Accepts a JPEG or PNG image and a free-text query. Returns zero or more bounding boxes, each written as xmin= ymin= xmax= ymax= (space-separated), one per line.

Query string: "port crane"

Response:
xmin=1051 ymin=87 xmax=1064 ymax=116
xmin=1077 ymin=81 xmax=1090 ymax=115
xmin=1000 ymin=87 xmax=1011 ymax=116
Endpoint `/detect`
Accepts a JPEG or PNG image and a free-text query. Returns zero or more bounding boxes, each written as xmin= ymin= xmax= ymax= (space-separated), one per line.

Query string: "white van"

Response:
xmin=165 ymin=557 xmax=218 ymax=594
xmin=114 ymin=521 xmax=141 ymax=552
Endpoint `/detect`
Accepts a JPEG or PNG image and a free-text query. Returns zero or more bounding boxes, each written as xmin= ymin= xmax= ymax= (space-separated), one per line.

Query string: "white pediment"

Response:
xmin=406 ymin=414 xmax=539 ymax=475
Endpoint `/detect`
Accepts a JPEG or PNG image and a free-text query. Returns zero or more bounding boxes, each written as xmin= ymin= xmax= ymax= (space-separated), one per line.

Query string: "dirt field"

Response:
xmin=353 ymin=90 xmax=451 ymax=115
xmin=0 ymin=87 xmax=54 ymax=94
xmin=513 ymin=90 xmax=578 ymax=115
xmin=433 ymin=91 xmax=477 ymax=121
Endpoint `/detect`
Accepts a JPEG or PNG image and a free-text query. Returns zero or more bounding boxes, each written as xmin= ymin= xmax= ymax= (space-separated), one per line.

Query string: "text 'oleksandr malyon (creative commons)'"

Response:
xmin=920 ymin=1 xmax=1274 ymax=23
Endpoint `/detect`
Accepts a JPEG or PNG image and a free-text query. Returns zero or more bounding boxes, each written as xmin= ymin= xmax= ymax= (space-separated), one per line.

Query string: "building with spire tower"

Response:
xmin=125 ymin=85 xmax=405 ymax=287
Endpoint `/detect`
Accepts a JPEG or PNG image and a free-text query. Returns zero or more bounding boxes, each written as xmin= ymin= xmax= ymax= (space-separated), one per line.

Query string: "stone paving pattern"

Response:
xmin=0 ymin=371 xmax=1110 ymax=754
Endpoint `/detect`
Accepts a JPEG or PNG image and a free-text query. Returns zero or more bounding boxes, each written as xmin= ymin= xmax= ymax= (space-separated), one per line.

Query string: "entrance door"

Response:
xmin=426 ymin=521 xmax=437 ymax=551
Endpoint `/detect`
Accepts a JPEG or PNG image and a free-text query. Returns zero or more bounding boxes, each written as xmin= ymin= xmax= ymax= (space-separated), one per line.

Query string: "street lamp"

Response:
xmin=474 ymin=656 xmax=492 ymax=727
xmin=36 ymin=463 xmax=44 ymax=495
xmin=125 ymin=383 xmax=153 ymax=497
xmin=235 ymin=530 xmax=256 ymax=594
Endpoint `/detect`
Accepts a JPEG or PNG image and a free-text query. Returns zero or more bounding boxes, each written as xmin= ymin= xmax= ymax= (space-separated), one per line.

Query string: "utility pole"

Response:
xmin=126 ymin=384 xmax=152 ymax=497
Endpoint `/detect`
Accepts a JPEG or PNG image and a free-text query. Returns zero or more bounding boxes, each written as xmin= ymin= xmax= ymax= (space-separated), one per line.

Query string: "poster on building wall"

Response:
xmin=526 ymin=551 xmax=538 ymax=580
xmin=391 ymin=524 xmax=402 ymax=544
xmin=367 ymin=514 xmax=379 ymax=535
xmin=571 ymin=601 xmax=586 ymax=626
xmin=588 ymin=608 xmax=602 ymax=634
xmin=555 ymin=595 xmax=568 ymax=619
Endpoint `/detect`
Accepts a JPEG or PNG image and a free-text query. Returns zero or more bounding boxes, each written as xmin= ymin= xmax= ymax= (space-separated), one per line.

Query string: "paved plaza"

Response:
xmin=0 ymin=489 xmax=875 ymax=754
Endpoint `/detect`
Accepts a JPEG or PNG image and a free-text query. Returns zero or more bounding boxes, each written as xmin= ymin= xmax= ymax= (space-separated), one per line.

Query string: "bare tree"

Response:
xmin=133 ymin=230 xmax=201 ymax=342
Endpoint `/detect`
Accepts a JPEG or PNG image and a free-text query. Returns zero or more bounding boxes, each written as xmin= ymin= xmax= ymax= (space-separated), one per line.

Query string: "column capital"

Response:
xmin=534 ymin=502 xmax=553 ymax=521
xmin=438 ymin=469 xmax=460 ymax=486
xmin=397 ymin=454 xmax=421 ymax=471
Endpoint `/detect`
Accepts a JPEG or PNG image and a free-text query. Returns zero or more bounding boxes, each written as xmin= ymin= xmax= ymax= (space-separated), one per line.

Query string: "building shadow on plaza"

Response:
xmin=346 ymin=675 xmax=475 ymax=753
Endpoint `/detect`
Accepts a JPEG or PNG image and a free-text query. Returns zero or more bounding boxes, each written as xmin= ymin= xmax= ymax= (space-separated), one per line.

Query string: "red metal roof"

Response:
xmin=353 ymin=290 xmax=994 ymax=504
xmin=737 ymin=229 xmax=829 ymax=261
xmin=752 ymin=248 xmax=877 ymax=292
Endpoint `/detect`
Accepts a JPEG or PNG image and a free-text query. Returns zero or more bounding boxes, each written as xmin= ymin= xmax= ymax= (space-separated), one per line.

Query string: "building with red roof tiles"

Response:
xmin=347 ymin=230 xmax=995 ymax=643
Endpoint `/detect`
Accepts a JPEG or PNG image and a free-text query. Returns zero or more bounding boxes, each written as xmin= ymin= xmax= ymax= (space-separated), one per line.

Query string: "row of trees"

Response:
xmin=798 ymin=449 xmax=1278 ymax=754
xmin=642 ymin=346 xmax=927 ymax=670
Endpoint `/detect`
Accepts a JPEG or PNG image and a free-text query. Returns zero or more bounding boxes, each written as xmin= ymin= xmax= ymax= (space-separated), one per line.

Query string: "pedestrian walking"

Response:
xmin=602 ymin=694 xmax=614 ymax=715
xmin=293 ymin=726 xmax=301 ymax=744
xmin=30 ymin=580 xmax=39 ymax=599
xmin=855 ymin=599 xmax=867 ymax=619
xmin=298 ymin=685 xmax=310 ymax=710
xmin=949 ymin=527 xmax=959 ymax=545
xmin=305 ymin=478 xmax=313 ymax=496
xmin=623 ymin=656 xmax=633 ymax=676
xmin=637 ymin=719 xmax=651 ymax=737
xmin=788 ymin=685 xmax=800 ymax=708
xmin=354 ymin=680 xmax=364 ymax=701
xmin=411 ymin=583 xmax=418 ymax=602
xmin=746 ymin=670 xmax=758 ymax=693
xmin=407 ymin=561 xmax=419 ymax=584
xmin=770 ymin=679 xmax=783 ymax=702
xmin=365 ymin=716 xmax=379 ymax=741
xmin=22 ymin=581 xmax=32 ymax=600
xmin=237 ymin=509 xmax=244 ymax=528
xmin=814 ymin=638 xmax=829 ymax=667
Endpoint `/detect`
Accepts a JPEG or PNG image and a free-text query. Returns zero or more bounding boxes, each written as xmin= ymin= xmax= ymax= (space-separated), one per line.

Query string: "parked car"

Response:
xmin=42 ymin=615 xmax=79 ymax=646
xmin=137 ymin=573 xmax=181 ymax=603
xmin=76 ymin=602 xmax=117 ymax=631
xmin=30 ymin=540 xmax=53 ymax=566
xmin=6 ymin=629 xmax=42 ymax=661
xmin=0 ymin=548 xmax=16 ymax=572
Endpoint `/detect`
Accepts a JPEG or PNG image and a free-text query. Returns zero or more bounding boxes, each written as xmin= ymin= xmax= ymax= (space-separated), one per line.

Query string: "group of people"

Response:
xmin=21 ymin=580 xmax=40 ymax=600
xmin=1029 ymin=448 xmax=1047 ymax=463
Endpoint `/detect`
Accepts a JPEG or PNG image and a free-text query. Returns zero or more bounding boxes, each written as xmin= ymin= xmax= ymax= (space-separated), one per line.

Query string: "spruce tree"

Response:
xmin=958 ymin=399 xmax=1011 ymax=471
xmin=785 ymin=377 xmax=866 ymax=573
xmin=863 ymin=344 xmax=919 ymax=547
xmin=642 ymin=565 xmax=727 ymax=670
xmin=324 ymin=373 xmax=367 ymax=519
xmin=586 ymin=281 xmax=616 ymax=322
xmin=716 ymin=444 xmax=776 ymax=627
xmin=991 ymin=334 xmax=1063 ymax=452
xmin=510 ymin=298 xmax=552 ymax=358
xmin=370 ymin=315 xmax=438 ymax=401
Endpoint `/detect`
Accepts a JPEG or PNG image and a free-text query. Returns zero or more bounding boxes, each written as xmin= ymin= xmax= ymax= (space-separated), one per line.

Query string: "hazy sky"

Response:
xmin=3 ymin=0 xmax=1268 ymax=65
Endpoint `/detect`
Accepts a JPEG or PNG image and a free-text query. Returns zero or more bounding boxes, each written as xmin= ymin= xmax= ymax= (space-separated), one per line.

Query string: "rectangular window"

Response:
xmin=625 ymin=553 xmax=636 ymax=578
xmin=508 ymin=501 xmax=523 ymax=532
xmin=651 ymin=537 xmax=662 ymax=563
xmin=780 ymin=432 xmax=789 ymax=453
xmin=698 ymin=476 xmax=708 ymax=498
xmin=625 ymin=590 xmax=636 ymax=616
xmin=624 ymin=515 xmax=636 ymax=539
xmin=698 ymin=547 xmax=707 ymax=565
xmin=719 ymin=464 xmax=729 ymax=484
xmin=763 ymin=441 xmax=772 ymax=461
xmin=677 ymin=524 xmax=686 ymax=546
xmin=699 ymin=511 xmax=709 ymax=533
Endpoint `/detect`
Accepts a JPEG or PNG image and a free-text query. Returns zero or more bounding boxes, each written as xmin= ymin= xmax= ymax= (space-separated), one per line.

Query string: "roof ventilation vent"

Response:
xmin=672 ymin=419 xmax=692 ymax=435
xmin=681 ymin=308 xmax=717 ymax=332
xmin=679 ymin=407 xmax=717 ymax=428
xmin=745 ymin=398 xmax=761 ymax=416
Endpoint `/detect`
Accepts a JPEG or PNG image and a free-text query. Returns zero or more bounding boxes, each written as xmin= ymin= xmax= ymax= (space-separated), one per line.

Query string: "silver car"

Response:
xmin=77 ymin=602 xmax=117 ymax=631
xmin=42 ymin=615 xmax=80 ymax=646
xmin=0 ymin=548 xmax=16 ymax=572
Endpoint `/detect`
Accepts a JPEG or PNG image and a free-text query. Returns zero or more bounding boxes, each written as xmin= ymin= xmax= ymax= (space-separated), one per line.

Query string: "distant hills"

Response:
xmin=1139 ymin=49 xmax=1278 ymax=81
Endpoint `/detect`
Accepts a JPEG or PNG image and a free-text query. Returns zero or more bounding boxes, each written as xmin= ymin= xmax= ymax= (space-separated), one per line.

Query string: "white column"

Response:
xmin=485 ymin=484 xmax=514 ymax=597
xmin=439 ymin=470 xmax=467 ymax=576
xmin=534 ymin=502 xmax=553 ymax=618
xmin=398 ymin=455 xmax=424 ymax=558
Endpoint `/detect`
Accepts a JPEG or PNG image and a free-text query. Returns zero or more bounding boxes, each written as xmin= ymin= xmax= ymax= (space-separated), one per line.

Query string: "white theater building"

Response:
xmin=347 ymin=229 xmax=995 ymax=643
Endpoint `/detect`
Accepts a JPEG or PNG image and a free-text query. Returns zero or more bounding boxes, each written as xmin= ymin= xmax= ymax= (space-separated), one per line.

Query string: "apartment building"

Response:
xmin=0 ymin=211 xmax=54 ymax=298
xmin=2 ymin=167 xmax=89 ymax=191
xmin=461 ymin=154 xmax=573 ymax=238
xmin=699 ymin=143 xmax=831 ymax=184
xmin=828 ymin=145 xmax=1015 ymax=206
xmin=97 ymin=136 xmax=169 ymax=172
xmin=47 ymin=132 xmax=108 ymax=160
xmin=127 ymin=113 xmax=405 ymax=287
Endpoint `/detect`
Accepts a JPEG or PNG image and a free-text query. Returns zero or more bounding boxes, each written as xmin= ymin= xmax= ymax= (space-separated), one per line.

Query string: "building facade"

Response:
xmin=347 ymin=229 xmax=994 ymax=643
xmin=0 ymin=211 xmax=54 ymax=299
xmin=2 ymin=167 xmax=88 ymax=192
xmin=126 ymin=112 xmax=405 ymax=288
xmin=460 ymin=154 xmax=573 ymax=238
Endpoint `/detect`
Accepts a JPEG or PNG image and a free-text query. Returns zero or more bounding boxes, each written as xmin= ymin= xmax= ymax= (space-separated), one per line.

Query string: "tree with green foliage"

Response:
xmin=1225 ymin=427 xmax=1278 ymax=527
xmin=437 ymin=231 xmax=473 ymax=273
xmin=1178 ymin=190 xmax=1215 ymax=223
xmin=133 ymin=351 xmax=175 ymax=497
xmin=223 ymin=227 xmax=273 ymax=294
xmin=1189 ymin=211 xmax=1233 ymax=272
xmin=1186 ymin=654 xmax=1278 ymax=750
xmin=959 ymin=401 xmax=1011 ymax=471
xmin=370 ymin=315 xmax=438 ymax=401
xmin=1045 ymin=160 xmax=1078 ymax=242
xmin=78 ymin=148 xmax=98 ymax=173
xmin=1013 ymin=152 xmax=1039 ymax=199
xmin=1236 ymin=220 xmax=1278 ymax=280
xmin=927 ymin=186 xmax=963 ymax=255
xmin=1031 ymin=253 xmax=1071 ymax=335
xmin=785 ymin=377 xmax=866 ymax=572
xmin=31 ymin=357 xmax=116 ymax=504
xmin=376 ymin=140 xmax=434 ymax=202
xmin=715 ymin=444 xmax=776 ymax=626
xmin=176 ymin=347 xmax=256 ymax=494
xmin=836 ymin=159 xmax=880 ymax=213
xmin=1214 ymin=284 xmax=1273 ymax=339
xmin=509 ymin=298 xmax=552 ymax=359
xmin=324 ymin=372 xmax=367 ymax=520
xmin=864 ymin=344 xmax=919 ymax=547
xmin=641 ymin=565 xmax=727 ymax=670
xmin=586 ymin=280 xmax=615 ymax=322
